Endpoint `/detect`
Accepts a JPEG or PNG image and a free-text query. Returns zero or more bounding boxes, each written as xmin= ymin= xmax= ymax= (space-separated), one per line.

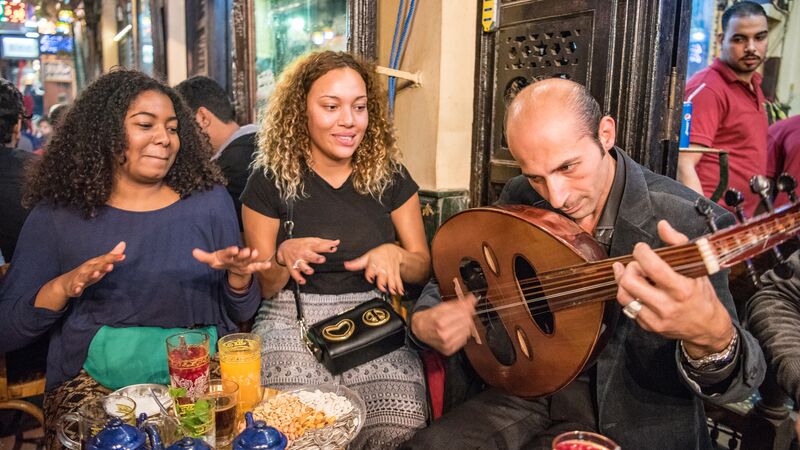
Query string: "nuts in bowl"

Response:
xmin=252 ymin=383 xmax=365 ymax=449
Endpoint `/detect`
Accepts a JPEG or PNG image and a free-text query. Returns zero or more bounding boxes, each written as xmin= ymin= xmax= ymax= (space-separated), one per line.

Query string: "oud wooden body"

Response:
xmin=431 ymin=205 xmax=615 ymax=398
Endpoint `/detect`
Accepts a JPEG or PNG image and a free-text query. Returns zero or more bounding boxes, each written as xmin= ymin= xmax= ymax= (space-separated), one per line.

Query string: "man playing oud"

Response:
xmin=404 ymin=78 xmax=765 ymax=449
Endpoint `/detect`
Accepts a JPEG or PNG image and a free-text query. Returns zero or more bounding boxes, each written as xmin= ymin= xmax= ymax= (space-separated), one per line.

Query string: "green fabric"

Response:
xmin=84 ymin=325 xmax=218 ymax=390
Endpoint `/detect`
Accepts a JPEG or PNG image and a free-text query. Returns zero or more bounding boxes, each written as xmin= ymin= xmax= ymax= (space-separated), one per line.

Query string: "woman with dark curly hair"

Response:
xmin=241 ymin=51 xmax=430 ymax=448
xmin=0 ymin=69 xmax=268 ymax=447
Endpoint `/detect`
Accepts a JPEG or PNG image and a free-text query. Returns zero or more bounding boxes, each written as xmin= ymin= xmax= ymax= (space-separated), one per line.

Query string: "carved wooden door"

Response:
xmin=471 ymin=0 xmax=691 ymax=205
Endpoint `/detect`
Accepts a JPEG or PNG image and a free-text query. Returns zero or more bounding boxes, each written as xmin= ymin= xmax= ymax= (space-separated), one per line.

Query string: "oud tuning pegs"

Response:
xmin=750 ymin=175 xmax=775 ymax=213
xmin=723 ymin=188 xmax=763 ymax=287
xmin=724 ymin=188 xmax=748 ymax=223
xmin=749 ymin=176 xmax=792 ymax=278
xmin=694 ymin=199 xmax=718 ymax=233
xmin=777 ymin=173 xmax=798 ymax=203
xmin=724 ymin=188 xmax=745 ymax=209
xmin=750 ymin=175 xmax=772 ymax=199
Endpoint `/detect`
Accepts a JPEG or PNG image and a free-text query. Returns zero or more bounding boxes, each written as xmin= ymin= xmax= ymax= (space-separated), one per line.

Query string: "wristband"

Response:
xmin=681 ymin=329 xmax=738 ymax=370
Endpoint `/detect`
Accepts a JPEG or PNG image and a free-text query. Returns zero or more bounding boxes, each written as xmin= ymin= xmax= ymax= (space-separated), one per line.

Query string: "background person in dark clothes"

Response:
xmin=0 ymin=69 xmax=269 ymax=449
xmin=176 ymin=76 xmax=258 ymax=230
xmin=747 ymin=251 xmax=800 ymax=439
xmin=0 ymin=78 xmax=37 ymax=263
xmin=0 ymin=78 xmax=47 ymax=441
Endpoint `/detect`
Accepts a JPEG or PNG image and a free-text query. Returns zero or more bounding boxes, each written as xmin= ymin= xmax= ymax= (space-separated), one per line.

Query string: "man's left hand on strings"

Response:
xmin=612 ymin=220 xmax=735 ymax=358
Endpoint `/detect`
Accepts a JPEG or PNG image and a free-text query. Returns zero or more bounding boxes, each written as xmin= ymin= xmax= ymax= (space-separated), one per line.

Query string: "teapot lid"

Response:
xmin=165 ymin=437 xmax=213 ymax=450
xmin=87 ymin=417 xmax=147 ymax=450
xmin=232 ymin=412 xmax=287 ymax=450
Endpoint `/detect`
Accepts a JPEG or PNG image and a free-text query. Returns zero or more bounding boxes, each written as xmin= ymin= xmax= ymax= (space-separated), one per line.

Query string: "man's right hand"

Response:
xmin=411 ymin=293 xmax=478 ymax=356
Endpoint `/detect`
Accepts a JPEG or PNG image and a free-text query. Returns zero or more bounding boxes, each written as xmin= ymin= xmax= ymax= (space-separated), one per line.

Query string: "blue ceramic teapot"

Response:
xmin=85 ymin=417 xmax=151 ymax=450
xmin=152 ymin=436 xmax=213 ymax=450
xmin=231 ymin=412 xmax=287 ymax=450
xmin=86 ymin=415 xmax=212 ymax=450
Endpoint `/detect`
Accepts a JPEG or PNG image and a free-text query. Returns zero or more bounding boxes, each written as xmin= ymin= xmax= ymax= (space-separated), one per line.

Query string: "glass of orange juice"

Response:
xmin=218 ymin=333 xmax=262 ymax=416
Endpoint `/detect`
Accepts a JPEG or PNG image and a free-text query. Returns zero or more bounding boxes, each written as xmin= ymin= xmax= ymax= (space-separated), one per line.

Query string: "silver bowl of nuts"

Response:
xmin=251 ymin=383 xmax=366 ymax=449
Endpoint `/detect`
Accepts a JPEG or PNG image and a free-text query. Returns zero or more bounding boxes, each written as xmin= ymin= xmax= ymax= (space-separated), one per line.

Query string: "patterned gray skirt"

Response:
xmin=252 ymin=290 xmax=428 ymax=449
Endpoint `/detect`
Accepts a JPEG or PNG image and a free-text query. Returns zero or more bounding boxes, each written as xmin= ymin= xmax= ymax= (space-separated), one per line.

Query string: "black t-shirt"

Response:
xmin=241 ymin=165 xmax=418 ymax=295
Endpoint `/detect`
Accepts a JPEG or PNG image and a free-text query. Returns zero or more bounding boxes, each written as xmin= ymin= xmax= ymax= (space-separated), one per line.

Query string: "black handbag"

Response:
xmin=283 ymin=198 xmax=407 ymax=375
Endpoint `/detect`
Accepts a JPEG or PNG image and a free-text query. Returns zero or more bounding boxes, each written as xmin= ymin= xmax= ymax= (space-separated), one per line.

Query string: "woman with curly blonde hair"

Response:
xmin=242 ymin=51 xmax=430 ymax=448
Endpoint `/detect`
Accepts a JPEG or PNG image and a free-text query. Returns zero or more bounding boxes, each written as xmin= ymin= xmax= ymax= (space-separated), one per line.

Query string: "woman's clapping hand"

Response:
xmin=59 ymin=241 xmax=127 ymax=298
xmin=193 ymin=246 xmax=271 ymax=290
xmin=344 ymin=243 xmax=406 ymax=295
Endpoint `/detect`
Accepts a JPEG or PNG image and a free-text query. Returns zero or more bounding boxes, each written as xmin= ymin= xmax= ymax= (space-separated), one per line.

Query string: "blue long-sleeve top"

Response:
xmin=0 ymin=185 xmax=261 ymax=390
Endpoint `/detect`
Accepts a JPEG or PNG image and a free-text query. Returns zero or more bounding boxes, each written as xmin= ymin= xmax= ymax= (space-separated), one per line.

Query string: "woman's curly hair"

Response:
xmin=24 ymin=68 xmax=224 ymax=218
xmin=253 ymin=51 xmax=401 ymax=201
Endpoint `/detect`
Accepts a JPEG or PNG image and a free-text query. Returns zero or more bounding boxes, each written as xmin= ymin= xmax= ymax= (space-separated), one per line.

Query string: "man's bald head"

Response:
xmin=506 ymin=78 xmax=603 ymax=148
xmin=503 ymin=78 xmax=617 ymax=229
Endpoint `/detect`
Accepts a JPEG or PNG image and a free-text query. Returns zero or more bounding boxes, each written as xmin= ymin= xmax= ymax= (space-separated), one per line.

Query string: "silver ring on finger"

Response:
xmin=292 ymin=259 xmax=306 ymax=270
xmin=622 ymin=299 xmax=643 ymax=320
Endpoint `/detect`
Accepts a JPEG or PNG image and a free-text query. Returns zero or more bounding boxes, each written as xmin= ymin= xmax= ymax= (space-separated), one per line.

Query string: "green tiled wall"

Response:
xmin=418 ymin=189 xmax=470 ymax=244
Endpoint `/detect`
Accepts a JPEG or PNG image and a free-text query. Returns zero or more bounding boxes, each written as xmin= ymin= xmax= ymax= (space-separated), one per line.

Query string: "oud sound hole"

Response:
xmin=459 ymin=259 xmax=516 ymax=366
xmin=513 ymin=255 xmax=554 ymax=335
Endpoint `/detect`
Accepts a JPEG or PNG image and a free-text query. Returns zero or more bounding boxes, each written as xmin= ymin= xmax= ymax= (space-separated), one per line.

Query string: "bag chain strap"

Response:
xmin=284 ymin=198 xmax=317 ymax=355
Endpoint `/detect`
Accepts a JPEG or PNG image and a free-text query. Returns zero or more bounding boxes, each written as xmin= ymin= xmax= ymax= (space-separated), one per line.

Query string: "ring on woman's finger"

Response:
xmin=292 ymin=259 xmax=306 ymax=270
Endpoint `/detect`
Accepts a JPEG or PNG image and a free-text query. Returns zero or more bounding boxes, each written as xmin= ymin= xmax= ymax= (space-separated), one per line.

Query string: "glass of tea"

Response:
xmin=173 ymin=393 xmax=216 ymax=446
xmin=552 ymin=431 xmax=621 ymax=450
xmin=204 ymin=379 xmax=239 ymax=447
xmin=166 ymin=330 xmax=211 ymax=400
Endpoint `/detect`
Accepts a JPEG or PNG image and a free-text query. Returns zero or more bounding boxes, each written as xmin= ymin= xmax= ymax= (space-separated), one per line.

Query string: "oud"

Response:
xmin=431 ymin=202 xmax=800 ymax=398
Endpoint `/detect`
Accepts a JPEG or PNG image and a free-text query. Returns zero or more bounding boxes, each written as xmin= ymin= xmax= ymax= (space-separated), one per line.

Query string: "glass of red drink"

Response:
xmin=166 ymin=331 xmax=210 ymax=400
xmin=552 ymin=431 xmax=621 ymax=450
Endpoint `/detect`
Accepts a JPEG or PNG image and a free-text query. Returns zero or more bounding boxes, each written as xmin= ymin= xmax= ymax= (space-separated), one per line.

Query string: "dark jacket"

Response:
xmin=414 ymin=149 xmax=765 ymax=449
xmin=217 ymin=131 xmax=256 ymax=230
xmin=747 ymin=250 xmax=800 ymax=405
xmin=0 ymin=146 xmax=35 ymax=261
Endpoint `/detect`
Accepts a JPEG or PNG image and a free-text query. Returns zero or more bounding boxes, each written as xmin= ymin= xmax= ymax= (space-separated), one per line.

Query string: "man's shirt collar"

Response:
xmin=211 ymin=123 xmax=259 ymax=161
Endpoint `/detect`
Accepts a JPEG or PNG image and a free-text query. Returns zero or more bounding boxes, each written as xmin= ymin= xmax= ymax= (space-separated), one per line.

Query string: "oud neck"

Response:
xmin=546 ymin=244 xmax=707 ymax=312
xmin=546 ymin=202 xmax=800 ymax=313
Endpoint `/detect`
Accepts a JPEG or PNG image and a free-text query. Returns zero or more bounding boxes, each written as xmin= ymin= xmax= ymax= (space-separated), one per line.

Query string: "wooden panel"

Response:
xmin=232 ymin=0 xmax=256 ymax=124
xmin=185 ymin=0 xmax=231 ymax=90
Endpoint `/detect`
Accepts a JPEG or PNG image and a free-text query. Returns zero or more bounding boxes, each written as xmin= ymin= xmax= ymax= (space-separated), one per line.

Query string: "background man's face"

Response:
xmin=720 ymin=15 xmax=768 ymax=75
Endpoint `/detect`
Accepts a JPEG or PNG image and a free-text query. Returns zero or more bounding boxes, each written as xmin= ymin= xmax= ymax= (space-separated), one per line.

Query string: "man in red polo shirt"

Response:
xmin=767 ymin=115 xmax=800 ymax=208
xmin=678 ymin=1 xmax=769 ymax=217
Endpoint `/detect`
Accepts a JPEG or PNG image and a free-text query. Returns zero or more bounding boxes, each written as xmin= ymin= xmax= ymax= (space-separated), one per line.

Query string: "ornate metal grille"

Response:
xmin=494 ymin=14 xmax=594 ymax=153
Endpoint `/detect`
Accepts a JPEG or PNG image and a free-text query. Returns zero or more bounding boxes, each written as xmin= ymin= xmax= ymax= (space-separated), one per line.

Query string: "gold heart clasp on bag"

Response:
xmin=362 ymin=307 xmax=391 ymax=327
xmin=322 ymin=319 xmax=355 ymax=342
